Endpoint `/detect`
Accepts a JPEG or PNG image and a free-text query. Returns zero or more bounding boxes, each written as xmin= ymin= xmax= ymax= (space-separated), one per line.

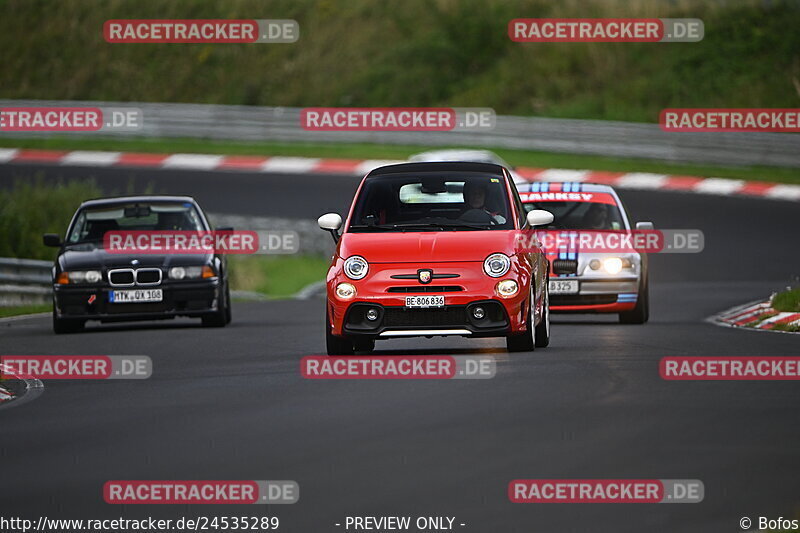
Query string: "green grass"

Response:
xmin=1 ymin=0 xmax=799 ymax=122
xmin=228 ymin=255 xmax=329 ymax=298
xmin=772 ymin=288 xmax=800 ymax=313
xmin=3 ymin=136 xmax=799 ymax=184
xmin=772 ymin=322 xmax=800 ymax=333
xmin=0 ymin=304 xmax=50 ymax=318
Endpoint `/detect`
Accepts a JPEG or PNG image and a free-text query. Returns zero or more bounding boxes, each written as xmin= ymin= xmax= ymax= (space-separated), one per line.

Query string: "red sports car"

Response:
xmin=318 ymin=162 xmax=554 ymax=355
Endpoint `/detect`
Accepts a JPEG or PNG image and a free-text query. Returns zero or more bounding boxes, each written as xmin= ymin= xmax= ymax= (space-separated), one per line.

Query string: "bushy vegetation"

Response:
xmin=1 ymin=0 xmax=798 ymax=121
xmin=0 ymin=178 xmax=101 ymax=260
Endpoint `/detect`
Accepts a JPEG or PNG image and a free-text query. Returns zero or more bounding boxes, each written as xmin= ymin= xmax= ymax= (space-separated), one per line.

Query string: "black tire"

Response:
xmin=52 ymin=308 xmax=84 ymax=334
xmin=326 ymin=309 xmax=354 ymax=355
xmin=506 ymin=287 xmax=535 ymax=352
xmin=202 ymin=283 xmax=228 ymax=328
xmin=534 ymin=279 xmax=550 ymax=348
xmin=353 ymin=338 xmax=375 ymax=353
xmin=619 ymin=276 xmax=649 ymax=324
xmin=224 ymin=283 xmax=232 ymax=325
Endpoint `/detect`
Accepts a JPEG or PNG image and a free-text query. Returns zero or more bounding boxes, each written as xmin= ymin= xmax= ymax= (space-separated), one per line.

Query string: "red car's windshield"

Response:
xmin=349 ymin=173 xmax=513 ymax=232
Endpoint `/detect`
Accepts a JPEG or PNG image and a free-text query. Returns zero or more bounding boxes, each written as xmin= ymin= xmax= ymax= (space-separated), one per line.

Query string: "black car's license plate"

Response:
xmin=109 ymin=289 xmax=163 ymax=303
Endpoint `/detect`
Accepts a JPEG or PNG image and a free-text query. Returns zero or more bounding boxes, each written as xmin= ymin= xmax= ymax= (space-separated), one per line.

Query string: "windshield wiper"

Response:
xmin=351 ymin=222 xmax=490 ymax=232
xmin=437 ymin=222 xmax=492 ymax=230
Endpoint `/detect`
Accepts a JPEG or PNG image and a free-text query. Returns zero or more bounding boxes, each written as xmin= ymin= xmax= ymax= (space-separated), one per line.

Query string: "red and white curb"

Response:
xmin=708 ymin=299 xmax=800 ymax=333
xmin=0 ymin=384 xmax=15 ymax=402
xmin=2 ymin=147 xmax=799 ymax=201
xmin=0 ymin=363 xmax=44 ymax=410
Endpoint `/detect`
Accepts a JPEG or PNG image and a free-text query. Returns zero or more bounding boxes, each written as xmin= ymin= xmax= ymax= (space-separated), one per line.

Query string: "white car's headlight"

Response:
xmin=484 ymin=253 xmax=511 ymax=278
xmin=589 ymin=257 xmax=633 ymax=274
xmin=344 ymin=256 xmax=369 ymax=280
xmin=68 ymin=270 xmax=102 ymax=283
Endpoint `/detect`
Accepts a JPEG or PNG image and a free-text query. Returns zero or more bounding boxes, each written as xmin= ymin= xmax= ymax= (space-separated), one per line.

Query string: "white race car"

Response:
xmin=409 ymin=149 xmax=525 ymax=185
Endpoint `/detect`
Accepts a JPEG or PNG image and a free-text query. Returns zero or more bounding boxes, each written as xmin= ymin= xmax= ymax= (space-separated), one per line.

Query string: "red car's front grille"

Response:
xmin=386 ymin=286 xmax=463 ymax=293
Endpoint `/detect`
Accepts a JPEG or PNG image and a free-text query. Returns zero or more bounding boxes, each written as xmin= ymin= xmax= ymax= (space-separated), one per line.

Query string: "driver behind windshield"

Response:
xmin=582 ymin=203 xmax=609 ymax=229
xmin=461 ymin=179 xmax=506 ymax=225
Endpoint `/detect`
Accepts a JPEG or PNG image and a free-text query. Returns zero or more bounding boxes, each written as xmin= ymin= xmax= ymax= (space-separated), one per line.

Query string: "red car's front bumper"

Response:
xmin=326 ymin=261 xmax=531 ymax=339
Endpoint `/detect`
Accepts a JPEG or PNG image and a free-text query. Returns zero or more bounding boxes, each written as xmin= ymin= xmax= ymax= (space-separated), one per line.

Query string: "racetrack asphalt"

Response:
xmin=1 ymin=162 xmax=799 ymax=532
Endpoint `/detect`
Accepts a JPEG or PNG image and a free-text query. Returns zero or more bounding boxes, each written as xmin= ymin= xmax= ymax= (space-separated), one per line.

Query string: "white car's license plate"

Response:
xmin=109 ymin=289 xmax=163 ymax=303
xmin=405 ymin=295 xmax=445 ymax=308
xmin=549 ymin=279 xmax=579 ymax=294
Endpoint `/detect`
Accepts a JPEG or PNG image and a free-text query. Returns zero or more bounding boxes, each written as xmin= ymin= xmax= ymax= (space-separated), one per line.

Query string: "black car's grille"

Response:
xmin=108 ymin=268 xmax=162 ymax=286
xmin=136 ymin=269 xmax=161 ymax=284
xmin=552 ymin=259 xmax=578 ymax=275
xmin=383 ymin=307 xmax=466 ymax=327
xmin=109 ymin=270 xmax=134 ymax=285
xmin=386 ymin=286 xmax=463 ymax=293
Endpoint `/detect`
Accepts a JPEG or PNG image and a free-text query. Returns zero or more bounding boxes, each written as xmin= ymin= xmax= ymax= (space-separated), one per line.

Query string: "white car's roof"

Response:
xmin=409 ymin=149 xmax=525 ymax=184
xmin=409 ymin=149 xmax=507 ymax=165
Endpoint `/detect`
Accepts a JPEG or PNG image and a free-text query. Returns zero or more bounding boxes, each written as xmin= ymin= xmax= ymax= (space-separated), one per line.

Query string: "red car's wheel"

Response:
xmin=534 ymin=277 xmax=550 ymax=348
xmin=506 ymin=286 xmax=535 ymax=352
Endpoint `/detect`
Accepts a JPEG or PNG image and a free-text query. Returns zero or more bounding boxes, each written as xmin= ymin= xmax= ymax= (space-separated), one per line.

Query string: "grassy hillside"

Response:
xmin=1 ymin=0 xmax=798 ymax=122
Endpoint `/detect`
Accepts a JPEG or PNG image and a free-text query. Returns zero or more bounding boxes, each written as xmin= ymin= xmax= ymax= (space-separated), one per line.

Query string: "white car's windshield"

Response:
xmin=524 ymin=201 xmax=625 ymax=230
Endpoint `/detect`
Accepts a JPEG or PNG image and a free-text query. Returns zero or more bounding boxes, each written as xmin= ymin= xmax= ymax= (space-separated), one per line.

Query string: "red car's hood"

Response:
xmin=338 ymin=231 xmax=519 ymax=263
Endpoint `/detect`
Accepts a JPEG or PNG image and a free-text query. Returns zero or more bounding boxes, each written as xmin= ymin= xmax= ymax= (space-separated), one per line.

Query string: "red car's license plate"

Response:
xmin=405 ymin=295 xmax=445 ymax=308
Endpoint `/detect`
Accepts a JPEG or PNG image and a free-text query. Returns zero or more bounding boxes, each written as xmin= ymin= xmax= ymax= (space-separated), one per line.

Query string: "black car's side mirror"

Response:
xmin=43 ymin=233 xmax=62 ymax=247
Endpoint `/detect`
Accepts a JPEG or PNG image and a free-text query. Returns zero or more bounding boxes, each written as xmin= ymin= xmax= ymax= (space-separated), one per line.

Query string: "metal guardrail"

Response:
xmin=0 ymin=257 xmax=52 ymax=306
xmin=1 ymin=99 xmax=798 ymax=168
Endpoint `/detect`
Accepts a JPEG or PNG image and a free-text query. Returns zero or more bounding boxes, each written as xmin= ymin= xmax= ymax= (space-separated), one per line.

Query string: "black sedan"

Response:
xmin=44 ymin=195 xmax=232 ymax=333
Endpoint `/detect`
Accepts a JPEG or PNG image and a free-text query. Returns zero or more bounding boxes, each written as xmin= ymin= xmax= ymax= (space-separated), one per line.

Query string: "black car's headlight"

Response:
xmin=483 ymin=253 xmax=511 ymax=278
xmin=169 ymin=266 xmax=216 ymax=280
xmin=57 ymin=270 xmax=102 ymax=284
xmin=343 ymin=256 xmax=369 ymax=280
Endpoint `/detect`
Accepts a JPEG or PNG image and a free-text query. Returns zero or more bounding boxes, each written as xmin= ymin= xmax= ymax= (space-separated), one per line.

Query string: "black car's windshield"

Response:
xmin=349 ymin=173 xmax=513 ymax=232
xmin=67 ymin=202 xmax=205 ymax=244
xmin=523 ymin=201 xmax=626 ymax=230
